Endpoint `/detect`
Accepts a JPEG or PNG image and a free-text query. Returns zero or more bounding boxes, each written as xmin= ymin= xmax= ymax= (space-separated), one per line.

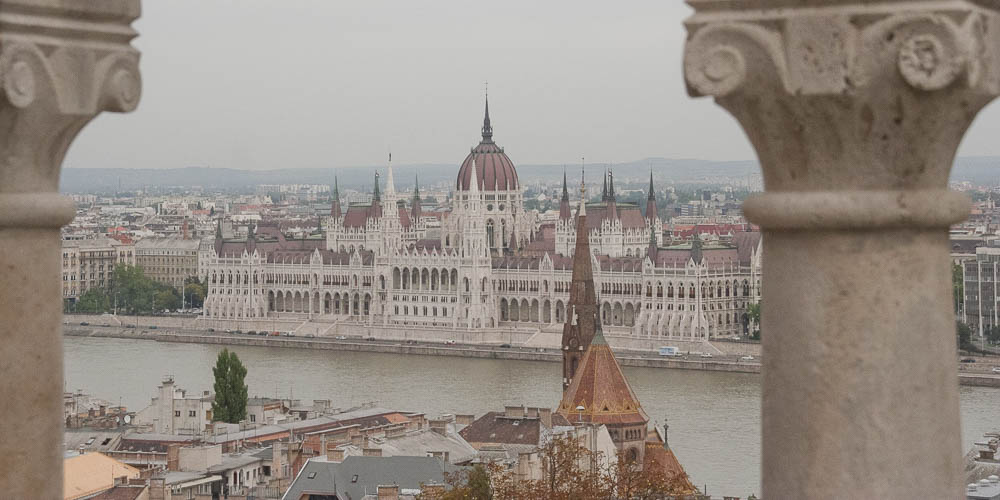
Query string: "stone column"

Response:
xmin=0 ymin=1 xmax=141 ymax=496
xmin=684 ymin=1 xmax=1000 ymax=498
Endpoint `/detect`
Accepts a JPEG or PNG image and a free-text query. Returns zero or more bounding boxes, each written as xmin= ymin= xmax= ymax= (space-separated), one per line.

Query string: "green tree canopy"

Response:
xmin=211 ymin=348 xmax=248 ymax=423
xmin=76 ymin=289 xmax=110 ymax=313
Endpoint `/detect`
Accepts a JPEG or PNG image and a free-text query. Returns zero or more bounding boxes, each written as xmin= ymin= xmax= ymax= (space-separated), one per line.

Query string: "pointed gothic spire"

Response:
xmin=469 ymin=153 xmax=480 ymax=195
xmin=411 ymin=174 xmax=422 ymax=220
xmin=385 ymin=152 xmax=396 ymax=197
xmin=331 ymin=176 xmax=342 ymax=219
xmin=481 ymin=93 xmax=493 ymax=143
xmin=561 ymin=168 xmax=569 ymax=201
xmin=215 ymin=219 xmax=223 ymax=239
xmin=646 ymin=170 xmax=657 ymax=221
xmin=608 ymin=169 xmax=616 ymax=201
xmin=373 ymin=171 xmax=381 ymax=202
xmin=562 ymin=164 xmax=596 ymax=390
xmin=601 ymin=169 xmax=608 ymax=202
xmin=559 ymin=167 xmax=571 ymax=221
xmin=691 ymin=232 xmax=703 ymax=265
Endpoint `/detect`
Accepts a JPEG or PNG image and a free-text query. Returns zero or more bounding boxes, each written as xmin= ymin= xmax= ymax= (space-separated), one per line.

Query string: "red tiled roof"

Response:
xmin=556 ymin=334 xmax=648 ymax=426
xmin=456 ymin=142 xmax=519 ymax=192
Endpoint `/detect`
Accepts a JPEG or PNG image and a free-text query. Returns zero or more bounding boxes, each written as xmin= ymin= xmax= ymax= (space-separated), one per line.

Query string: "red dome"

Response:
xmin=456 ymin=143 xmax=519 ymax=192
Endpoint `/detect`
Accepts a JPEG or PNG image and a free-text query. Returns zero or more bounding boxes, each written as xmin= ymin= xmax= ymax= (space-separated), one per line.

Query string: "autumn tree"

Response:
xmin=439 ymin=433 xmax=696 ymax=500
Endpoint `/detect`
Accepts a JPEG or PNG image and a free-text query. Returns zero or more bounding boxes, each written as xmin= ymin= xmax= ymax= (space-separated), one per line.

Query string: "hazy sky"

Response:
xmin=65 ymin=0 xmax=1000 ymax=171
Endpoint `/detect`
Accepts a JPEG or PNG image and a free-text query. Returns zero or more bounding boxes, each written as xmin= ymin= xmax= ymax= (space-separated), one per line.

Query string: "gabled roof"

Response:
xmin=556 ymin=329 xmax=648 ymax=427
xmin=459 ymin=412 xmax=542 ymax=447
xmin=282 ymin=455 xmax=456 ymax=500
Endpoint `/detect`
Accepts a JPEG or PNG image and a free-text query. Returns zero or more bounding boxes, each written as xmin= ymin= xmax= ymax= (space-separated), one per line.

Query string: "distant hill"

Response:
xmin=60 ymin=156 xmax=1000 ymax=193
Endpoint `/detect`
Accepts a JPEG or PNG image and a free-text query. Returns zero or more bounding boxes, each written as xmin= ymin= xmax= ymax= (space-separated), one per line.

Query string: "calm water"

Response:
xmin=64 ymin=336 xmax=999 ymax=497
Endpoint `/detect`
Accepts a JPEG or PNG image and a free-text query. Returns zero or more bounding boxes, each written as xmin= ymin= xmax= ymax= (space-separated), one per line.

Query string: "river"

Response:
xmin=64 ymin=336 xmax=999 ymax=497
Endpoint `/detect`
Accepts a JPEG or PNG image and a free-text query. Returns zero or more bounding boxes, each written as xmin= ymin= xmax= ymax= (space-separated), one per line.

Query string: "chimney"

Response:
xmin=166 ymin=444 xmax=180 ymax=471
xmin=326 ymin=447 xmax=345 ymax=463
xmin=539 ymin=408 xmax=552 ymax=429
xmin=429 ymin=419 xmax=448 ymax=436
xmin=422 ymin=484 xmax=445 ymax=497
xmin=271 ymin=441 xmax=285 ymax=480
xmin=148 ymin=478 xmax=166 ymax=500
xmin=363 ymin=447 xmax=382 ymax=457
xmin=504 ymin=405 xmax=524 ymax=418
xmin=99 ymin=405 xmax=107 ymax=416
xmin=455 ymin=414 xmax=475 ymax=426
xmin=377 ymin=485 xmax=400 ymax=500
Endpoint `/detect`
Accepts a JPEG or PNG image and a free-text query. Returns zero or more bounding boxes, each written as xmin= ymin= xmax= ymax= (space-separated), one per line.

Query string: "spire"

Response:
xmin=373 ymin=171 xmax=381 ymax=203
xmin=601 ymin=170 xmax=608 ymax=202
xmin=608 ymin=169 xmax=616 ymax=201
xmin=579 ymin=160 xmax=587 ymax=217
xmin=215 ymin=219 xmax=223 ymax=239
xmin=481 ymin=92 xmax=493 ymax=143
xmin=561 ymin=168 xmax=569 ymax=201
xmin=646 ymin=170 xmax=657 ymax=221
xmin=469 ymin=153 xmax=480 ymax=195
xmin=331 ymin=176 xmax=342 ymax=219
xmin=562 ymin=163 xmax=597 ymax=391
xmin=411 ymin=174 xmax=422 ymax=220
xmin=559 ymin=167 xmax=571 ymax=221
xmin=385 ymin=152 xmax=396 ymax=197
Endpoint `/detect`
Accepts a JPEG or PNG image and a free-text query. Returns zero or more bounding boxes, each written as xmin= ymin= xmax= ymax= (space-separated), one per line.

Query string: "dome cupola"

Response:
xmin=456 ymin=96 xmax=519 ymax=192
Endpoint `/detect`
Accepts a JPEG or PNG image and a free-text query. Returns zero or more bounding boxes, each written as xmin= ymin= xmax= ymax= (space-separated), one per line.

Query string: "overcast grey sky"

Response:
xmin=65 ymin=0 xmax=1000 ymax=171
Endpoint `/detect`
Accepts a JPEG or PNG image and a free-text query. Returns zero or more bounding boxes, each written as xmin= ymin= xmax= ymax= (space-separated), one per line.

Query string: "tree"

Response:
xmin=426 ymin=464 xmax=493 ymax=500
xmin=953 ymin=262 xmax=964 ymax=314
xmin=957 ymin=321 xmax=974 ymax=352
xmin=112 ymin=265 xmax=155 ymax=314
xmin=431 ymin=434 xmax=695 ymax=500
xmin=184 ymin=276 xmax=206 ymax=308
xmin=211 ymin=348 xmax=248 ymax=423
xmin=76 ymin=289 xmax=110 ymax=313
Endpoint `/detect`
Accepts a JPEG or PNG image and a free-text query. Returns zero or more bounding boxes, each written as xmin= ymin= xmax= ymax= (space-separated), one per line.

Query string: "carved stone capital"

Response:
xmin=684 ymin=0 xmax=1000 ymax=202
xmin=0 ymin=0 xmax=141 ymax=200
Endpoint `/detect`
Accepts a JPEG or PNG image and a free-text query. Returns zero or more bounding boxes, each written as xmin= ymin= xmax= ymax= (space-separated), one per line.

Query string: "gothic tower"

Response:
xmin=562 ymin=177 xmax=598 ymax=390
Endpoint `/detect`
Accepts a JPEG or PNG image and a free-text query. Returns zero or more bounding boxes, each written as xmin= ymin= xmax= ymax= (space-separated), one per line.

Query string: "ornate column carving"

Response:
xmin=0 ymin=1 xmax=141 ymax=496
xmin=684 ymin=1 xmax=1000 ymax=497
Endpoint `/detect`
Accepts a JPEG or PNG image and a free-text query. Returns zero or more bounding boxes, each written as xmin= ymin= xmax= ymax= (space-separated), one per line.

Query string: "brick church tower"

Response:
xmin=562 ymin=176 xmax=598 ymax=390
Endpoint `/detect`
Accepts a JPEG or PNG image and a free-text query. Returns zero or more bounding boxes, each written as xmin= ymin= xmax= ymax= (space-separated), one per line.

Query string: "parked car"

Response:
xmin=149 ymin=325 xmax=157 ymax=330
xmin=366 ymin=337 xmax=376 ymax=341
xmin=79 ymin=322 xmax=89 ymax=326
xmin=335 ymin=335 xmax=347 ymax=340
xmin=125 ymin=324 xmax=136 ymax=329
xmin=992 ymin=367 xmax=1000 ymax=374
xmin=960 ymin=358 xmax=976 ymax=363
xmin=233 ymin=330 xmax=243 ymax=335
xmin=499 ymin=343 xmax=512 ymax=348
xmin=305 ymin=333 xmax=315 ymax=338
xmin=700 ymin=353 xmax=714 ymax=358
xmin=269 ymin=331 xmax=280 ymax=336
xmin=207 ymin=328 xmax=215 ymax=332
xmin=445 ymin=340 xmax=457 ymax=345
xmin=740 ymin=355 xmax=755 ymax=361
xmin=247 ymin=330 xmax=257 ymax=335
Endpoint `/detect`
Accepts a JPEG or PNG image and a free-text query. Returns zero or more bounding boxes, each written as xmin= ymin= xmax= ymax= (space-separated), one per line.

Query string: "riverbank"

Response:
xmin=63 ymin=326 xmax=1000 ymax=387
xmin=63 ymin=326 xmax=760 ymax=374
